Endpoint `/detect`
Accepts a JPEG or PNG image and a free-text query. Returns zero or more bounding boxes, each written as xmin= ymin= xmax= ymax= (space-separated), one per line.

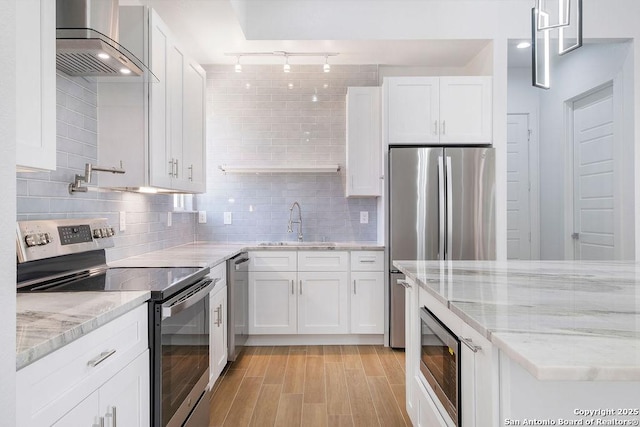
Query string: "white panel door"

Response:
xmin=98 ymin=350 xmax=150 ymax=427
xmin=572 ymin=85 xmax=616 ymax=260
xmin=387 ymin=77 xmax=439 ymax=144
xmin=350 ymin=272 xmax=384 ymax=334
xmin=439 ymin=76 xmax=492 ymax=144
xmin=298 ymin=272 xmax=348 ymax=334
xmin=210 ymin=287 xmax=227 ymax=382
xmin=182 ymin=59 xmax=207 ymax=193
xmin=249 ymin=271 xmax=297 ymax=334
xmin=506 ymin=114 xmax=532 ymax=260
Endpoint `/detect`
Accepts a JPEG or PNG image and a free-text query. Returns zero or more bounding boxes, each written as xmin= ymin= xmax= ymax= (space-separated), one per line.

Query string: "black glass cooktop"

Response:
xmin=19 ymin=266 xmax=209 ymax=301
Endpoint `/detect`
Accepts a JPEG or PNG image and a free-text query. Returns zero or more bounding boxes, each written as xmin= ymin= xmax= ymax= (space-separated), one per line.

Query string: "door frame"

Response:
xmin=563 ymin=81 xmax=619 ymax=260
xmin=507 ymin=113 xmax=541 ymax=260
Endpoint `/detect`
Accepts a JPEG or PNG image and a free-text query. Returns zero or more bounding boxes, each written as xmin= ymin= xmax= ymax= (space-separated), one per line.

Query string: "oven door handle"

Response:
xmin=162 ymin=278 xmax=219 ymax=319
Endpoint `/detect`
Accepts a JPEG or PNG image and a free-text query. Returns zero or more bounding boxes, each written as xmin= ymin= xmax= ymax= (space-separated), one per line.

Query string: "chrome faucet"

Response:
xmin=287 ymin=201 xmax=303 ymax=242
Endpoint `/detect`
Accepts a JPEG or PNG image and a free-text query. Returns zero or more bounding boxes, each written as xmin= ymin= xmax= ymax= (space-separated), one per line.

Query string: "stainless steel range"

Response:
xmin=17 ymin=218 xmax=215 ymax=427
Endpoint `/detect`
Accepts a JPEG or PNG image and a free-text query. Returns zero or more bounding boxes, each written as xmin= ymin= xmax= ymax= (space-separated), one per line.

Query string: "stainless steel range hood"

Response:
xmin=56 ymin=0 xmax=154 ymax=80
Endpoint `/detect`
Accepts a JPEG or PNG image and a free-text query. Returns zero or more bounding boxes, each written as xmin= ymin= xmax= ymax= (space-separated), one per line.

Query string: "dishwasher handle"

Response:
xmin=234 ymin=256 xmax=250 ymax=269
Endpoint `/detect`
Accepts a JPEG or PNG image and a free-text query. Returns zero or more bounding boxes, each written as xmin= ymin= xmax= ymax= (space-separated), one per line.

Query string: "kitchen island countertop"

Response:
xmin=393 ymin=260 xmax=640 ymax=381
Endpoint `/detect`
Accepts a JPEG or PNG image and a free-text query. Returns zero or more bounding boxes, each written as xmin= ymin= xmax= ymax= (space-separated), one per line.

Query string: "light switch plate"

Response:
xmin=224 ymin=212 xmax=232 ymax=225
xmin=167 ymin=212 xmax=172 ymax=227
xmin=360 ymin=211 xmax=369 ymax=224
xmin=119 ymin=211 xmax=126 ymax=231
xmin=198 ymin=211 xmax=207 ymax=224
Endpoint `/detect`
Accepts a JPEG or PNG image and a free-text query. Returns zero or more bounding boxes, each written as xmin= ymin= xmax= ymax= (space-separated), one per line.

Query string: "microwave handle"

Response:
xmin=460 ymin=336 xmax=482 ymax=353
xmin=162 ymin=278 xmax=218 ymax=318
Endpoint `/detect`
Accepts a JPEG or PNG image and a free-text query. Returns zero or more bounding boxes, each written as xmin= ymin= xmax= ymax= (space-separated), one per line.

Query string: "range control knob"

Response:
xmin=25 ymin=234 xmax=37 ymax=247
xmin=93 ymin=228 xmax=103 ymax=238
xmin=107 ymin=227 xmax=115 ymax=237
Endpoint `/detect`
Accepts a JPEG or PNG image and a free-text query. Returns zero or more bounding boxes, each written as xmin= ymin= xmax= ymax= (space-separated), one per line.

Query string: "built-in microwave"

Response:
xmin=419 ymin=306 xmax=461 ymax=427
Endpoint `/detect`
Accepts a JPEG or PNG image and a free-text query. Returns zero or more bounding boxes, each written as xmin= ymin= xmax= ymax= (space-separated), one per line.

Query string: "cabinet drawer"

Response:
xmin=210 ymin=261 xmax=227 ymax=286
xmin=350 ymin=251 xmax=384 ymax=271
xmin=298 ymin=251 xmax=348 ymax=272
xmin=249 ymin=251 xmax=297 ymax=271
xmin=17 ymin=304 xmax=148 ymax=424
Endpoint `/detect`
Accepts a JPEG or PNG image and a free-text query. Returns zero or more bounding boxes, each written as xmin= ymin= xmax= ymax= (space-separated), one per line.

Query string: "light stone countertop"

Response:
xmin=392 ymin=260 xmax=640 ymax=382
xmin=109 ymin=241 xmax=384 ymax=268
xmin=16 ymin=291 xmax=150 ymax=370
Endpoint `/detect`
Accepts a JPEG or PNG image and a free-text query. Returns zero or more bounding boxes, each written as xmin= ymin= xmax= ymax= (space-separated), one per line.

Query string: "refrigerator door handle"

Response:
xmin=446 ymin=156 xmax=453 ymax=260
xmin=438 ymin=155 xmax=445 ymax=261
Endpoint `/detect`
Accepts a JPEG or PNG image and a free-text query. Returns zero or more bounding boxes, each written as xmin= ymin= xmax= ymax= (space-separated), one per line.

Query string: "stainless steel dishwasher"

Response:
xmin=227 ymin=252 xmax=249 ymax=361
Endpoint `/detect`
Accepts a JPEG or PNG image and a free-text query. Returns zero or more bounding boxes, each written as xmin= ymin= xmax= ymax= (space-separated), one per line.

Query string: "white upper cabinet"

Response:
xmin=346 ymin=87 xmax=382 ymax=197
xmin=439 ymin=76 xmax=493 ymax=144
xmin=98 ymin=7 xmax=206 ymax=193
xmin=16 ymin=0 xmax=56 ymax=172
xmin=386 ymin=76 xmax=492 ymax=145
xmin=387 ymin=77 xmax=440 ymax=144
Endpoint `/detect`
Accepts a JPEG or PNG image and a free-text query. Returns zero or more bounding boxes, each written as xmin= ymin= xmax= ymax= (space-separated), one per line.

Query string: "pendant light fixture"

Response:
xmin=234 ymin=55 xmax=242 ymax=73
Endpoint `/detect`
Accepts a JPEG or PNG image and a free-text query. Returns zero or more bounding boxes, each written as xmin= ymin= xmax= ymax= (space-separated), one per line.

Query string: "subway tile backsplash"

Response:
xmin=196 ymin=64 xmax=379 ymax=243
xmin=16 ymin=72 xmax=195 ymax=262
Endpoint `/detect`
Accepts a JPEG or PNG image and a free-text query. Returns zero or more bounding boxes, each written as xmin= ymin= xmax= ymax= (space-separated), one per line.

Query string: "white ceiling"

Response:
xmin=121 ymin=0 xmax=498 ymax=67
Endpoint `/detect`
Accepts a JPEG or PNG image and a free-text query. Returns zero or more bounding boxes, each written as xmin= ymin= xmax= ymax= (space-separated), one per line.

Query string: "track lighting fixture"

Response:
xmin=283 ymin=55 xmax=291 ymax=73
xmin=225 ymin=51 xmax=339 ymax=73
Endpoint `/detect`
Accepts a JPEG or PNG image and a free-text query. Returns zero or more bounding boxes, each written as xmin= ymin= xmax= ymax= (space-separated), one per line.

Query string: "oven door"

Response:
xmin=419 ymin=307 xmax=461 ymax=427
xmin=154 ymin=278 xmax=216 ymax=427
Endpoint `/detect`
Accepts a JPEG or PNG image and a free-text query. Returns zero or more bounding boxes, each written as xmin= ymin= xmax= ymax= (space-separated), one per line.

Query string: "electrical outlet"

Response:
xmin=167 ymin=212 xmax=172 ymax=227
xmin=224 ymin=212 xmax=232 ymax=225
xmin=360 ymin=211 xmax=369 ymax=224
xmin=119 ymin=211 xmax=126 ymax=231
xmin=198 ymin=211 xmax=207 ymax=224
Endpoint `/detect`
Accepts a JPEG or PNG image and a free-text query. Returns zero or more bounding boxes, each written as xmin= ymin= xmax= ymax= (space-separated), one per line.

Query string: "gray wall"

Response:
xmin=16 ymin=72 xmax=197 ymax=262
xmin=196 ymin=64 xmax=379 ymax=243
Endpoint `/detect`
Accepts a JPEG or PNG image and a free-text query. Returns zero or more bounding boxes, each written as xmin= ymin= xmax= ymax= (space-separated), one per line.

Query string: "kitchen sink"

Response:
xmin=257 ymin=241 xmax=336 ymax=247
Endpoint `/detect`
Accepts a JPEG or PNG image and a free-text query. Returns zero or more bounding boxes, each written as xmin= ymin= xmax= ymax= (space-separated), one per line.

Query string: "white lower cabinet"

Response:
xmin=249 ymin=250 xmax=383 ymax=337
xmin=249 ymin=271 xmax=297 ymax=334
xmin=298 ymin=271 xmax=348 ymax=334
xmin=210 ymin=284 xmax=228 ymax=383
xmin=404 ymin=278 xmax=418 ymax=425
xmin=17 ymin=305 xmax=149 ymax=427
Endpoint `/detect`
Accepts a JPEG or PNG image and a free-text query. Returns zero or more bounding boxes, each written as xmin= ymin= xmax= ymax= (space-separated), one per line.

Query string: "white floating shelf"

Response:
xmin=219 ymin=164 xmax=341 ymax=174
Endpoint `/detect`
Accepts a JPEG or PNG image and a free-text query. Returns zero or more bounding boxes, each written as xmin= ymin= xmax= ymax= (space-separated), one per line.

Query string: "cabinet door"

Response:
xmin=182 ymin=59 xmax=207 ymax=193
xmin=298 ymin=272 xmax=348 ymax=334
xmin=249 ymin=271 xmax=297 ymax=334
xmin=99 ymin=350 xmax=150 ymax=427
xmin=168 ymin=43 xmax=186 ymax=189
xmin=346 ymin=87 xmax=381 ymax=197
xmin=16 ymin=0 xmax=56 ymax=171
xmin=210 ymin=286 xmax=228 ymax=382
xmin=439 ymin=76 xmax=492 ymax=144
xmin=149 ymin=10 xmax=173 ymax=189
xmin=387 ymin=77 xmax=439 ymax=144
xmin=52 ymin=392 xmax=99 ymax=427
xmin=350 ymin=272 xmax=384 ymax=334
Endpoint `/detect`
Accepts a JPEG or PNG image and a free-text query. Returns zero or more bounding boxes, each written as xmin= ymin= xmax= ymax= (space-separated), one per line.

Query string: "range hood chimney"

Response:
xmin=56 ymin=0 xmax=151 ymax=78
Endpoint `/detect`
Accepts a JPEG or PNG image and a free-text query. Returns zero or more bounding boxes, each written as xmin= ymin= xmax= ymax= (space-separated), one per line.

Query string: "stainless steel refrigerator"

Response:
xmin=389 ymin=146 xmax=496 ymax=348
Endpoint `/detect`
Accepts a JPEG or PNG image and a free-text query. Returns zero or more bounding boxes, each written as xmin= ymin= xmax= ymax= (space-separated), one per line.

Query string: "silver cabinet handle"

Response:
xmin=396 ymin=279 xmax=411 ymax=289
xmin=188 ymin=164 xmax=194 ymax=181
xmin=434 ymin=120 xmax=438 ymax=135
xmin=353 ymin=279 xmax=357 ymax=294
xmin=87 ymin=349 xmax=116 ymax=367
xmin=460 ymin=337 xmax=482 ymax=353
xmin=214 ymin=306 xmax=220 ymax=326
xmin=359 ymin=259 xmax=375 ymax=263
xmin=442 ymin=120 xmax=446 ymax=135
xmin=168 ymin=159 xmax=174 ymax=176
xmin=218 ymin=303 xmax=223 ymax=326
xmin=445 ymin=156 xmax=453 ymax=261
xmin=105 ymin=406 xmax=117 ymax=427
xmin=291 ymin=279 xmax=294 ymax=295
xmin=99 ymin=416 xmax=105 ymax=427
xmin=437 ymin=155 xmax=445 ymax=261
xmin=299 ymin=279 xmax=302 ymax=295
xmin=174 ymin=159 xmax=179 ymax=177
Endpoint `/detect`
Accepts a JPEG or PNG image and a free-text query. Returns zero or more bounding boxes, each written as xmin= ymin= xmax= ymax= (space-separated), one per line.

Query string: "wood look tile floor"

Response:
xmin=209 ymin=345 xmax=410 ymax=427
